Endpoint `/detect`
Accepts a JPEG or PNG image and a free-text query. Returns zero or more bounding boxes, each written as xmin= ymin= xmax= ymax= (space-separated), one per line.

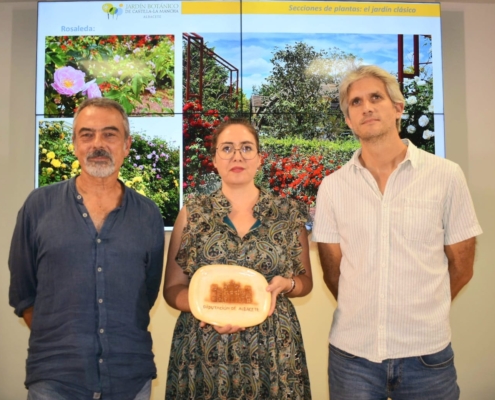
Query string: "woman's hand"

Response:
xmin=199 ymin=321 xmax=245 ymax=334
xmin=266 ymin=276 xmax=293 ymax=316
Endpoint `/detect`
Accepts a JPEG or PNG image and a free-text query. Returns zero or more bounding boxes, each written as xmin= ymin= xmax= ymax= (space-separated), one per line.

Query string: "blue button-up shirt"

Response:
xmin=9 ymin=178 xmax=165 ymax=400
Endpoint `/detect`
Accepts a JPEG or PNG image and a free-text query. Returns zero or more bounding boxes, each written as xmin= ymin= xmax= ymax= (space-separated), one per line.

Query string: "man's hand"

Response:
xmin=22 ymin=306 xmax=34 ymax=329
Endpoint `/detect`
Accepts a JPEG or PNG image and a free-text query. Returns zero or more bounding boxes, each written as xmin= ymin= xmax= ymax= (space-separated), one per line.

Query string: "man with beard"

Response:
xmin=9 ymin=98 xmax=165 ymax=400
xmin=313 ymin=65 xmax=482 ymax=399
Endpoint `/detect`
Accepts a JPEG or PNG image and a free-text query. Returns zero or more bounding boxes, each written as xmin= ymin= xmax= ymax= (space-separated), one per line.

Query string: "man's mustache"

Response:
xmin=87 ymin=149 xmax=113 ymax=161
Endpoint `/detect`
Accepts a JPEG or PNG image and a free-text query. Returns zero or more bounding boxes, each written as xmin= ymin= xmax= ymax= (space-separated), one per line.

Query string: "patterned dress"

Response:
xmin=165 ymin=188 xmax=312 ymax=400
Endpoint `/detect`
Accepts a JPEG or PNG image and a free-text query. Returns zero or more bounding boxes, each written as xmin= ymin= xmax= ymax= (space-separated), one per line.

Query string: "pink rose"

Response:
xmin=51 ymin=66 xmax=86 ymax=96
xmin=85 ymin=82 xmax=102 ymax=99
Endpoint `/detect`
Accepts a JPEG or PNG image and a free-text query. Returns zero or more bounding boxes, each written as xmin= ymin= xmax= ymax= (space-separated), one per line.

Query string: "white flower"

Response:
xmin=406 ymin=96 xmax=417 ymax=105
xmin=114 ymin=55 xmax=121 ymax=63
xmin=407 ymin=125 xmax=416 ymax=134
xmin=118 ymin=70 xmax=123 ymax=75
xmin=428 ymin=101 xmax=434 ymax=113
xmin=401 ymin=113 xmax=409 ymax=120
xmin=417 ymin=80 xmax=426 ymax=86
xmin=423 ymin=130 xmax=434 ymax=140
xmin=414 ymin=76 xmax=420 ymax=82
xmin=133 ymin=48 xmax=141 ymax=54
xmin=418 ymin=115 xmax=430 ymax=127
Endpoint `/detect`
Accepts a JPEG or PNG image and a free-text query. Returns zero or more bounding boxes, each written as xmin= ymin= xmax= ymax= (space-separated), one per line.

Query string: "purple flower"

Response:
xmin=156 ymin=174 xmax=161 ymax=180
xmin=85 ymin=82 xmax=102 ymax=99
xmin=133 ymin=163 xmax=137 ymax=167
xmin=52 ymin=66 xmax=86 ymax=96
xmin=135 ymin=155 xmax=140 ymax=160
xmin=138 ymin=165 xmax=144 ymax=170
xmin=147 ymin=154 xmax=153 ymax=159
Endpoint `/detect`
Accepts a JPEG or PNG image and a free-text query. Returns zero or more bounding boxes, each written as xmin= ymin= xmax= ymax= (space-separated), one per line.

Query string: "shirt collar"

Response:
xmin=69 ymin=176 xmax=128 ymax=206
xmin=349 ymin=138 xmax=418 ymax=170
xmin=209 ymin=186 xmax=273 ymax=221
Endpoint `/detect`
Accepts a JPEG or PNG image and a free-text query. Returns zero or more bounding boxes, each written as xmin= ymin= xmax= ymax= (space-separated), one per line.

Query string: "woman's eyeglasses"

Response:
xmin=216 ymin=144 xmax=258 ymax=160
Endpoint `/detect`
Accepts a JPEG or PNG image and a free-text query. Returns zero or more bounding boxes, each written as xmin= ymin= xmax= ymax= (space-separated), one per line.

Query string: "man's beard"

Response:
xmin=84 ymin=148 xmax=116 ymax=178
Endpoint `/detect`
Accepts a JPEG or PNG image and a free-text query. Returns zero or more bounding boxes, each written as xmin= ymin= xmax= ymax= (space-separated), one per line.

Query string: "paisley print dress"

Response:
xmin=165 ymin=188 xmax=312 ymax=399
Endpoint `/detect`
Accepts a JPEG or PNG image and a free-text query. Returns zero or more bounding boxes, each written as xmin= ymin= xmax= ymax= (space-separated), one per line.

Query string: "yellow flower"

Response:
xmin=51 ymin=159 xmax=62 ymax=168
xmin=41 ymin=149 xmax=47 ymax=154
xmin=46 ymin=167 xmax=54 ymax=175
xmin=68 ymin=144 xmax=74 ymax=151
xmin=61 ymin=163 xmax=67 ymax=169
xmin=174 ymin=179 xmax=178 ymax=187
xmin=125 ymin=181 xmax=133 ymax=187
xmin=62 ymin=175 xmax=68 ymax=180
xmin=46 ymin=151 xmax=55 ymax=160
xmin=137 ymin=189 xmax=146 ymax=196
xmin=70 ymin=173 xmax=76 ymax=178
xmin=169 ymin=170 xmax=174 ymax=174
xmin=71 ymin=160 xmax=80 ymax=169
xmin=132 ymin=176 xmax=143 ymax=183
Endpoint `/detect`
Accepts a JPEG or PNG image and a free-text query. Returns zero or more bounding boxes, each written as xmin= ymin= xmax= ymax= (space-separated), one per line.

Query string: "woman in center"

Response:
xmin=164 ymin=118 xmax=313 ymax=399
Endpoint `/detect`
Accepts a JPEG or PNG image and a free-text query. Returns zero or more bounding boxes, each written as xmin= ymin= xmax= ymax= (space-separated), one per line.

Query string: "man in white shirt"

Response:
xmin=313 ymin=65 xmax=482 ymax=399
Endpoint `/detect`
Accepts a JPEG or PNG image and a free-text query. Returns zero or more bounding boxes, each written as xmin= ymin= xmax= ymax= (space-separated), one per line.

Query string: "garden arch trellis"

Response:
xmin=183 ymin=32 xmax=239 ymax=109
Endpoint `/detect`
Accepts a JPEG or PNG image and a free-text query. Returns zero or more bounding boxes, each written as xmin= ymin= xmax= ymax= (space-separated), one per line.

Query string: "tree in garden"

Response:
xmin=252 ymin=42 xmax=361 ymax=140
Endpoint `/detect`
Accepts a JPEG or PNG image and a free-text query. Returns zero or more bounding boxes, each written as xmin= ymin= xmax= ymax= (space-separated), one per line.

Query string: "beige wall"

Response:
xmin=1 ymin=2 xmax=494 ymax=399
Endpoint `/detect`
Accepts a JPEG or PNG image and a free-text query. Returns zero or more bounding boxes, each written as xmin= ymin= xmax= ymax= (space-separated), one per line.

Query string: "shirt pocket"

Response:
xmin=401 ymin=198 xmax=441 ymax=242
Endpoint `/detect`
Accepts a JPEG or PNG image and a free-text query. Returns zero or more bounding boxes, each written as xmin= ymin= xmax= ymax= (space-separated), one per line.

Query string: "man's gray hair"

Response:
xmin=339 ymin=65 xmax=405 ymax=131
xmin=72 ymin=98 xmax=130 ymax=142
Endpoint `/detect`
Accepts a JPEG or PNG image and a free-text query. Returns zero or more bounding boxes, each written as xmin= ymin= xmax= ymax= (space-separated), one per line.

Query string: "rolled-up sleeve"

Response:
xmin=9 ymin=203 xmax=38 ymax=317
xmin=443 ymin=164 xmax=483 ymax=245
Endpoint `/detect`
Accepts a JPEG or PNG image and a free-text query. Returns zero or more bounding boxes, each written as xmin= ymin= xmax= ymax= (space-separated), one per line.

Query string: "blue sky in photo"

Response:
xmin=197 ymin=33 xmax=432 ymax=99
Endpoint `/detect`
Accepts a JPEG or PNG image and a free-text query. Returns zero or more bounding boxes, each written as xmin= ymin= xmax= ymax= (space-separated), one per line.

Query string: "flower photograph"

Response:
xmin=38 ymin=120 xmax=180 ymax=226
xmin=44 ymin=34 xmax=175 ymax=117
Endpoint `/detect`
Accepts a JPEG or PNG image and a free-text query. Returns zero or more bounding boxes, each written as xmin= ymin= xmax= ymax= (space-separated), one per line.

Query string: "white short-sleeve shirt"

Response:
xmin=312 ymin=139 xmax=482 ymax=362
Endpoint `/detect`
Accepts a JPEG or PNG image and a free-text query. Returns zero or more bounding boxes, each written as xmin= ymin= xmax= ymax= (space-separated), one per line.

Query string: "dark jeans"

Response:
xmin=27 ymin=379 xmax=152 ymax=400
xmin=329 ymin=343 xmax=460 ymax=399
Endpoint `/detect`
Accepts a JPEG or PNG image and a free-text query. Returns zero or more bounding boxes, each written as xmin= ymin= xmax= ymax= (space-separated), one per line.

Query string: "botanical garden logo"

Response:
xmin=102 ymin=3 xmax=124 ymax=19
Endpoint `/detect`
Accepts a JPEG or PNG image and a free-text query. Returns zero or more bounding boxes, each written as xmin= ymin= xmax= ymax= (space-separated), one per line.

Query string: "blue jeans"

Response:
xmin=27 ymin=379 xmax=152 ymax=400
xmin=329 ymin=343 xmax=460 ymax=400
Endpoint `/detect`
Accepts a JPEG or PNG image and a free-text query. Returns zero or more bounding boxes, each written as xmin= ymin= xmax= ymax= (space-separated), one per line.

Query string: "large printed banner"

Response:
xmin=36 ymin=1 xmax=443 ymax=228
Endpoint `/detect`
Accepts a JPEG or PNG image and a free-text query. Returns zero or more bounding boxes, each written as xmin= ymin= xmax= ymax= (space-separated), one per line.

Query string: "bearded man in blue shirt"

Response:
xmin=9 ymin=98 xmax=165 ymax=400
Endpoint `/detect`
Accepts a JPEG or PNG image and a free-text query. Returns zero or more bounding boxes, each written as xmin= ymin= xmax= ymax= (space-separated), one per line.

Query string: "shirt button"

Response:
xmin=99 ymin=359 xmax=103 ymax=363
xmin=100 ymin=329 xmax=104 ymax=334
xmin=97 ymin=267 xmax=102 ymax=272
xmin=77 ymin=195 xmax=82 ymax=200
xmin=98 ymin=299 xmax=103 ymax=304
xmin=83 ymin=213 xmax=88 ymax=218
xmin=97 ymin=239 xmax=101 ymax=244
